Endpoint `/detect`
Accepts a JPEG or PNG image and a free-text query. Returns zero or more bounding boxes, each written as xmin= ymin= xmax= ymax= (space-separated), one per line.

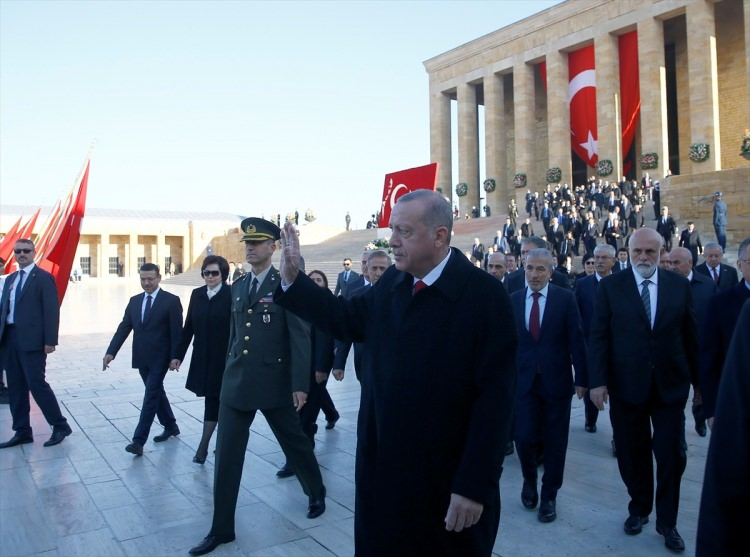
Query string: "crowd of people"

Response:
xmin=0 ymin=186 xmax=746 ymax=556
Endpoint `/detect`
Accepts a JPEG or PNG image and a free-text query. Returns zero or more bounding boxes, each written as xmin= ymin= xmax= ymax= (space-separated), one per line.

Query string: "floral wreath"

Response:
xmin=365 ymin=238 xmax=393 ymax=254
xmin=640 ymin=152 xmax=659 ymax=170
xmin=689 ymin=143 xmax=710 ymax=163
xmin=455 ymin=182 xmax=469 ymax=197
xmin=304 ymin=208 xmax=315 ymax=222
xmin=512 ymin=173 xmax=527 ymax=188
xmin=596 ymin=159 xmax=613 ymax=177
xmin=483 ymin=178 xmax=496 ymax=193
xmin=546 ymin=167 xmax=562 ymax=184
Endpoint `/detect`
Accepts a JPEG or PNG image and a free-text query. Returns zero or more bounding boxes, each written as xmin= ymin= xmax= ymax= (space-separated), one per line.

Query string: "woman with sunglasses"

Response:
xmin=170 ymin=255 xmax=232 ymax=463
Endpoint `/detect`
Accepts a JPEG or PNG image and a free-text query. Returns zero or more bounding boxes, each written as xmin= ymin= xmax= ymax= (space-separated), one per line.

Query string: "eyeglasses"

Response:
xmin=14 ymin=248 xmax=33 ymax=254
xmin=202 ymin=270 xmax=221 ymax=277
xmin=585 ymin=261 xmax=595 ymax=265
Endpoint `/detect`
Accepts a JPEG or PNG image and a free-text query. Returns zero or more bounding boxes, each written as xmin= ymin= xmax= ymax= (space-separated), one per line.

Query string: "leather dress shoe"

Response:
xmin=537 ymin=499 xmax=556 ymax=523
xmin=521 ymin=481 xmax=539 ymax=510
xmin=656 ymin=524 xmax=685 ymax=553
xmin=276 ymin=462 xmax=295 ymax=478
xmin=695 ymin=421 xmax=707 ymax=437
xmin=0 ymin=433 xmax=34 ymax=449
xmin=189 ymin=534 xmax=236 ymax=556
xmin=325 ymin=415 xmax=339 ymax=430
xmin=623 ymin=514 xmax=649 ymax=535
xmin=153 ymin=426 xmax=180 ymax=442
xmin=307 ymin=486 xmax=326 ymax=519
xmin=585 ymin=421 xmax=597 ymax=433
xmin=44 ymin=424 xmax=72 ymax=447
xmin=125 ymin=443 xmax=144 ymax=456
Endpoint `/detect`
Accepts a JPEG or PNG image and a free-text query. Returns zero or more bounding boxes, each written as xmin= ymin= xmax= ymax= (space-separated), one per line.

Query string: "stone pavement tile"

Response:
xmin=54 ymin=528 xmax=126 ymax=557
xmin=101 ymin=502 xmax=162 ymax=542
xmin=86 ymin=479 xmax=137 ymax=510
xmin=252 ymin=481 xmax=352 ymax=531
xmin=304 ymin=517 xmax=356 ymax=557
xmin=38 ymin=482 xmax=106 ymax=537
xmin=248 ymin=537 xmax=336 ymax=556
xmin=0 ymin=500 xmax=58 ymax=555
xmin=27 ymin=457 xmax=81 ymax=489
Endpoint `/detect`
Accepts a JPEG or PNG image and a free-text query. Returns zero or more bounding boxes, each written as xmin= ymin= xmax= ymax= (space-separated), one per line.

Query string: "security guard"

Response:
xmin=190 ymin=217 xmax=326 ymax=557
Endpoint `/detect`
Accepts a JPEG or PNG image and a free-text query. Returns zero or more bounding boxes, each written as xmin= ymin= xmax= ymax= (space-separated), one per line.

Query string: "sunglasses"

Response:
xmin=14 ymin=248 xmax=33 ymax=254
xmin=585 ymin=261 xmax=595 ymax=265
xmin=202 ymin=270 xmax=221 ymax=277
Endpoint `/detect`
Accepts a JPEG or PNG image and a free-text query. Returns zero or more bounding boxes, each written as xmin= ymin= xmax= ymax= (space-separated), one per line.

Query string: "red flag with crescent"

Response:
xmin=568 ymin=45 xmax=598 ymax=167
xmin=619 ymin=31 xmax=640 ymax=174
xmin=378 ymin=163 xmax=438 ymax=228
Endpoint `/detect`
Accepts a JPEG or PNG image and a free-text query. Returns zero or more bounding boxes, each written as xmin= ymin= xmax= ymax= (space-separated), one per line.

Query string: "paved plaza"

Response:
xmin=0 ymin=278 xmax=709 ymax=556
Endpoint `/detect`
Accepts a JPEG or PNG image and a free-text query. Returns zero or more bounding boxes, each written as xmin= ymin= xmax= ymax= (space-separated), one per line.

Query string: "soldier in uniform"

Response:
xmin=189 ymin=217 xmax=326 ymax=557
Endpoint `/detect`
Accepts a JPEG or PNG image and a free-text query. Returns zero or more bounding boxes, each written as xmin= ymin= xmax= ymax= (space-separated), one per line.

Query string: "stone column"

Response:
xmin=637 ymin=17 xmax=669 ymax=177
xmin=98 ymin=233 xmax=109 ymax=279
xmin=429 ymin=86 xmax=452 ymax=200
xmin=484 ymin=72 xmax=506 ymax=213
xmin=686 ymin=0 xmax=721 ymax=172
xmin=546 ymin=50 xmax=571 ymax=186
xmin=595 ymin=32 xmax=622 ymax=179
xmin=129 ymin=233 xmax=138 ymax=277
xmin=513 ymin=62 xmax=535 ymax=192
xmin=746 ymin=0 xmax=750 ymax=130
xmin=156 ymin=233 xmax=165 ymax=272
xmin=457 ymin=81 xmax=480 ymax=214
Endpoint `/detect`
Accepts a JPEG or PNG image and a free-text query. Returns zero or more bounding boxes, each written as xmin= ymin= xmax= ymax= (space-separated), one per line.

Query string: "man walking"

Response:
xmin=104 ymin=263 xmax=183 ymax=455
xmin=589 ymin=228 xmax=697 ymax=553
xmin=0 ymin=239 xmax=72 ymax=449
xmin=712 ymin=191 xmax=727 ymax=251
xmin=189 ymin=218 xmax=325 ymax=556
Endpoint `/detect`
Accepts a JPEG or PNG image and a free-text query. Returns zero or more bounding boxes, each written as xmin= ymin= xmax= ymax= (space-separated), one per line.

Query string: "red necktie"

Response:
xmin=712 ymin=267 xmax=719 ymax=282
xmin=413 ymin=280 xmax=427 ymax=296
xmin=529 ymin=292 xmax=541 ymax=340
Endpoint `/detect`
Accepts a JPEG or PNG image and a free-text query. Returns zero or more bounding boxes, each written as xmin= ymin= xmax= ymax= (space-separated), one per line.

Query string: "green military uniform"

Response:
xmin=208 ymin=219 xmax=324 ymax=541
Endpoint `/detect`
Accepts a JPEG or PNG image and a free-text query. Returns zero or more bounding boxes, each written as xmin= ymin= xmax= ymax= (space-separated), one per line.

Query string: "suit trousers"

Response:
xmin=2 ymin=326 xmax=67 ymax=435
xmin=133 ymin=364 xmax=176 ymax=445
xmin=514 ymin=375 xmax=572 ymax=501
xmin=610 ymin=390 xmax=687 ymax=527
xmin=210 ymin=402 xmax=324 ymax=538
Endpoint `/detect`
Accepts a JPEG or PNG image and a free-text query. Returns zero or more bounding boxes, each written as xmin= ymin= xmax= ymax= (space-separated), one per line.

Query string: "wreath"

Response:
xmin=304 ymin=208 xmax=315 ymax=223
xmin=689 ymin=143 xmax=710 ymax=162
xmin=596 ymin=159 xmax=614 ymax=177
xmin=512 ymin=173 xmax=527 ymax=188
xmin=742 ymin=130 xmax=750 ymax=158
xmin=546 ymin=167 xmax=562 ymax=184
xmin=640 ymin=152 xmax=659 ymax=170
xmin=483 ymin=178 xmax=496 ymax=193
xmin=455 ymin=182 xmax=468 ymax=197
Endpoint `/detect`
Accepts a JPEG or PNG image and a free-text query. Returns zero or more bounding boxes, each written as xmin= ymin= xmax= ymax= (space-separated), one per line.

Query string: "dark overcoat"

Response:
xmin=277 ymin=247 xmax=517 ymax=556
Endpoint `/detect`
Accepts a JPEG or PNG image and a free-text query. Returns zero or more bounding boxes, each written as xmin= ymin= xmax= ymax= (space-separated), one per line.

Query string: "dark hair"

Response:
xmin=617 ymin=247 xmax=628 ymax=254
xmin=140 ymin=262 xmax=160 ymax=275
xmin=202 ymin=255 xmax=230 ymax=281
xmin=308 ymin=269 xmax=329 ymax=288
xmin=582 ymin=253 xmax=594 ymax=264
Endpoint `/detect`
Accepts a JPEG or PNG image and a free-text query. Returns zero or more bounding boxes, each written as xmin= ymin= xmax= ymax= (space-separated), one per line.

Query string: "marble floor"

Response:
xmin=0 ymin=279 xmax=709 ymax=556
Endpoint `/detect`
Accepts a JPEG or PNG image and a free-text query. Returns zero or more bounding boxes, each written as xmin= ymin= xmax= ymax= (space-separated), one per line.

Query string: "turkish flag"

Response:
xmin=619 ymin=31 xmax=640 ymax=174
xmin=568 ymin=45 xmax=598 ymax=167
xmin=38 ymin=159 xmax=90 ymax=303
xmin=378 ymin=163 xmax=438 ymax=228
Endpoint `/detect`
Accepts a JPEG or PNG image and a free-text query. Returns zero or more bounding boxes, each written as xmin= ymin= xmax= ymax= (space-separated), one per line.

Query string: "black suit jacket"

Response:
xmin=588 ymin=269 xmax=698 ymax=405
xmin=333 ymin=269 xmax=360 ymax=297
xmin=106 ymin=288 xmax=183 ymax=369
xmin=688 ymin=272 xmax=718 ymax=330
xmin=511 ymin=285 xmax=587 ymax=397
xmin=0 ymin=266 xmax=59 ymax=351
xmin=694 ymin=262 xmax=738 ymax=292
xmin=699 ymin=280 xmax=750 ymax=418
xmin=277 ymin=247 xmax=517 ymax=556
xmin=175 ymin=284 xmax=232 ymax=397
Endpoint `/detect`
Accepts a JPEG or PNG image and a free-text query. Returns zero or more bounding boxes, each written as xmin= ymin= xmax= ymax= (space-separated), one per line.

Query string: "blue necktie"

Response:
xmin=143 ymin=294 xmax=152 ymax=322
xmin=14 ymin=270 xmax=25 ymax=306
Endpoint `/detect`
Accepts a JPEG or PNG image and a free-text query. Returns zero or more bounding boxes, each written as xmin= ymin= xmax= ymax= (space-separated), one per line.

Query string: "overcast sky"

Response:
xmin=1 ymin=0 xmax=560 ymax=227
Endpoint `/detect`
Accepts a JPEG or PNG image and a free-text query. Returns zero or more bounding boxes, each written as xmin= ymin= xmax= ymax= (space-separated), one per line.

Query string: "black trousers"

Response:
xmin=132 ymin=364 xmax=176 ymax=445
xmin=210 ymin=403 xmax=324 ymax=538
xmin=610 ymin=389 xmax=687 ymax=527
xmin=2 ymin=326 xmax=67 ymax=435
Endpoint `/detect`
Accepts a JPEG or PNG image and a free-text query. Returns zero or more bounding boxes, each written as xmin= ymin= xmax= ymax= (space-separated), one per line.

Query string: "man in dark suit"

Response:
xmin=678 ymin=221 xmax=702 ymax=266
xmin=667 ymin=247 xmax=718 ymax=437
xmin=511 ymin=248 xmax=587 ymax=523
xmin=612 ymin=247 xmax=630 ymax=273
xmin=655 ymin=206 xmax=677 ymax=252
xmin=470 ymin=237 xmax=486 ymax=266
xmin=189 ymin=218 xmax=325 ymax=557
xmin=583 ymin=215 xmax=600 ymax=255
xmin=696 ymin=300 xmax=750 ymax=557
xmin=103 ymin=263 xmax=183 ymax=455
xmin=589 ymin=228 xmax=698 ymax=553
xmin=0 ymin=239 xmax=72 ymax=449
xmin=694 ymin=242 xmax=738 ymax=291
xmin=276 ymin=190 xmax=518 ymax=556
xmin=699 ymin=237 xmax=750 ymax=430
xmin=575 ymin=244 xmax=615 ymax=437
xmin=332 ymin=257 xmax=359 ymax=297
xmin=507 ymin=237 xmax=573 ymax=293
xmin=487 ymin=251 xmax=508 ymax=288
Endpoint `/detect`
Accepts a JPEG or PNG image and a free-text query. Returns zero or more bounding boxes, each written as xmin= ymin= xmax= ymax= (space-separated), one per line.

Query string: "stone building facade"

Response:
xmin=424 ymin=0 xmax=749 ymax=242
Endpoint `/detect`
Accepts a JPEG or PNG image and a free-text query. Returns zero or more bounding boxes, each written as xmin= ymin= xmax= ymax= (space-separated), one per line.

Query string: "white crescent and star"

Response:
xmin=389 ymin=184 xmax=408 ymax=209
xmin=568 ymin=68 xmax=598 ymax=161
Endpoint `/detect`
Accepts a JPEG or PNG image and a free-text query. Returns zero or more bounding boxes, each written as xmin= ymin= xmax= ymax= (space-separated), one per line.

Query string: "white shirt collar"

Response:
xmin=415 ymin=250 xmax=451 ymax=286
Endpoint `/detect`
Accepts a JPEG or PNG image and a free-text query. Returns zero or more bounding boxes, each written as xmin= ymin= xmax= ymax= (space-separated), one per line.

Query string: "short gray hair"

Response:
xmin=397 ymin=190 xmax=453 ymax=242
xmin=521 ymin=236 xmax=547 ymax=250
xmin=739 ymin=237 xmax=750 ymax=260
xmin=704 ymin=242 xmax=721 ymax=252
xmin=524 ymin=248 xmax=554 ymax=269
xmin=594 ymin=244 xmax=616 ymax=258
xmin=368 ymin=250 xmax=392 ymax=265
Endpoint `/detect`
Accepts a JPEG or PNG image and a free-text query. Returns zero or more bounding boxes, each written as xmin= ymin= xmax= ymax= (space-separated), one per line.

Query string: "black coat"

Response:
xmin=175 ymin=284 xmax=231 ymax=397
xmin=278 ymin=248 xmax=517 ymax=556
